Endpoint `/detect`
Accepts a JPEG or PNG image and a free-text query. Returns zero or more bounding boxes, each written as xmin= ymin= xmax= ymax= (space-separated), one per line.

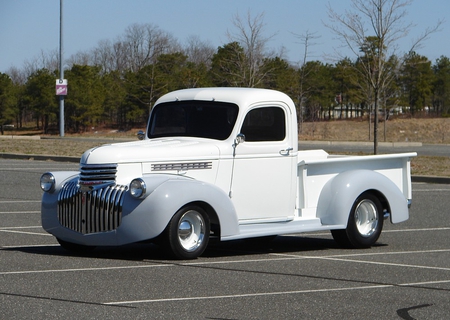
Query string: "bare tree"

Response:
xmin=89 ymin=24 xmax=180 ymax=74
xmin=184 ymin=35 xmax=215 ymax=67
xmin=23 ymin=49 xmax=59 ymax=76
xmin=226 ymin=11 xmax=276 ymax=87
xmin=90 ymin=39 xmax=129 ymax=73
xmin=292 ymin=30 xmax=321 ymax=133
xmin=6 ymin=66 xmax=27 ymax=85
xmin=326 ymin=0 xmax=442 ymax=154
xmin=66 ymin=51 xmax=92 ymax=68
xmin=122 ymin=23 xmax=180 ymax=72
xmin=91 ymin=39 xmax=116 ymax=73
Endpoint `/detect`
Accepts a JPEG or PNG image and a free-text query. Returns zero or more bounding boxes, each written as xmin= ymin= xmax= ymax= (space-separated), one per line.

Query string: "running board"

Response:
xmin=221 ymin=218 xmax=346 ymax=241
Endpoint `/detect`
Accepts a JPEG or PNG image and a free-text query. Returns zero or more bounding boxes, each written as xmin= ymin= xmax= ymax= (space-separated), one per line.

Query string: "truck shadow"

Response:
xmin=204 ymin=235 xmax=338 ymax=258
xmin=3 ymin=235 xmax=387 ymax=261
xmin=204 ymin=235 xmax=387 ymax=258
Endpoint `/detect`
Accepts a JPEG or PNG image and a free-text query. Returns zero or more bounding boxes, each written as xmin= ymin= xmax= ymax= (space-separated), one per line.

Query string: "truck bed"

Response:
xmin=297 ymin=150 xmax=416 ymax=218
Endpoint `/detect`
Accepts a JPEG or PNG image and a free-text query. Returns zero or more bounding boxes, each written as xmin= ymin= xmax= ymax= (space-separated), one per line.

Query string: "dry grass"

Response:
xmin=410 ymin=156 xmax=450 ymax=177
xmin=1 ymin=118 xmax=449 ymax=176
xmin=0 ymin=138 xmax=106 ymax=158
xmin=299 ymin=117 xmax=450 ymax=144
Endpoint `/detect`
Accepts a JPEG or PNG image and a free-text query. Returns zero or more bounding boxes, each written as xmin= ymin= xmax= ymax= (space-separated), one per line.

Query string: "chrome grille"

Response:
xmin=152 ymin=162 xmax=212 ymax=171
xmin=58 ymin=180 xmax=127 ymax=234
xmin=80 ymin=163 xmax=117 ymax=184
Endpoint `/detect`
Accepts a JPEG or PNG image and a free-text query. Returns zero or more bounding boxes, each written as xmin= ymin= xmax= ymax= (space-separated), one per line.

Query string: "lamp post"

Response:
xmin=59 ymin=0 xmax=65 ymax=137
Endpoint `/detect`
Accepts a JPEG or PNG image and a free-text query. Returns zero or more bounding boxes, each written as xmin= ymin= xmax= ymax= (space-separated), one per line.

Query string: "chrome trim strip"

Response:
xmin=151 ymin=162 xmax=212 ymax=171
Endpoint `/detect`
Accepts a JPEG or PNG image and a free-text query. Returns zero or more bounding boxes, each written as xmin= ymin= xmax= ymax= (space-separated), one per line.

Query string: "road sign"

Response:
xmin=56 ymin=79 xmax=68 ymax=95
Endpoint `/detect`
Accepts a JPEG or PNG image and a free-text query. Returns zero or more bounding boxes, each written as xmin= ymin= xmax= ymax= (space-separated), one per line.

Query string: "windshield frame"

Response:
xmin=147 ymin=100 xmax=239 ymax=141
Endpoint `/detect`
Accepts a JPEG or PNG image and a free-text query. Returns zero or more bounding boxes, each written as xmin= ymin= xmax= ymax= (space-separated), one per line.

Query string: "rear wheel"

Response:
xmin=166 ymin=206 xmax=210 ymax=259
xmin=331 ymin=192 xmax=383 ymax=248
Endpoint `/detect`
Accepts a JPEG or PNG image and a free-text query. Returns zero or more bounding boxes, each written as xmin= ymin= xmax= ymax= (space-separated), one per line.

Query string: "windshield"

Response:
xmin=148 ymin=100 xmax=239 ymax=140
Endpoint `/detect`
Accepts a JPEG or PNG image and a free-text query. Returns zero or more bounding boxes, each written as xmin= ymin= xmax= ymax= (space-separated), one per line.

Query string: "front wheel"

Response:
xmin=166 ymin=206 xmax=210 ymax=259
xmin=331 ymin=192 xmax=384 ymax=248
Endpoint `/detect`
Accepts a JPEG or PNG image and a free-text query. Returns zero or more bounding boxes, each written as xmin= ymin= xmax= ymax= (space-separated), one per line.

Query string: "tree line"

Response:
xmin=0 ymin=10 xmax=448 ymax=135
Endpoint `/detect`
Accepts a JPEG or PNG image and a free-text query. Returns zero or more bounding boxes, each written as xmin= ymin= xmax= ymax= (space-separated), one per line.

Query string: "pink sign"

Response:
xmin=56 ymin=79 xmax=68 ymax=95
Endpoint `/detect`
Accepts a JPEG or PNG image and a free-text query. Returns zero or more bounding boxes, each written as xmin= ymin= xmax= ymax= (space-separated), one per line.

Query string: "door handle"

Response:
xmin=280 ymin=147 xmax=293 ymax=156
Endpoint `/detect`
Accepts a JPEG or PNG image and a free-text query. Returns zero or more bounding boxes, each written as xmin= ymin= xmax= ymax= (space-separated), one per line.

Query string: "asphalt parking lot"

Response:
xmin=1 ymin=159 xmax=449 ymax=319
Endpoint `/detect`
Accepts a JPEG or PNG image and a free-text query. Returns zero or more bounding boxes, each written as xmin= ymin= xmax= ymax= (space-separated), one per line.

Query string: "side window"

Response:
xmin=241 ymin=107 xmax=286 ymax=141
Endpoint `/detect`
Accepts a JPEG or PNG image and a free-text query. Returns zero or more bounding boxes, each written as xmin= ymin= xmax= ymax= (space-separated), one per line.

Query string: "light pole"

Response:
xmin=59 ymin=0 xmax=65 ymax=137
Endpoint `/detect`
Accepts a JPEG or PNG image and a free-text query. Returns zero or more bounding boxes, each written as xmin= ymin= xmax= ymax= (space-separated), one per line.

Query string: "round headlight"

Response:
xmin=130 ymin=178 xmax=146 ymax=199
xmin=40 ymin=173 xmax=55 ymax=192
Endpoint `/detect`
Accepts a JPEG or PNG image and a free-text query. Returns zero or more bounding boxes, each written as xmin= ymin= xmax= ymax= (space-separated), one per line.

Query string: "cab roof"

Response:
xmin=154 ymin=87 xmax=295 ymax=110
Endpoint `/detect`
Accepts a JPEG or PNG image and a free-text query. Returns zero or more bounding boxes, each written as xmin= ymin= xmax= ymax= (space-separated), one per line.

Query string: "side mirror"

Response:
xmin=137 ymin=130 xmax=145 ymax=140
xmin=234 ymin=133 xmax=245 ymax=146
xmin=233 ymin=133 xmax=245 ymax=157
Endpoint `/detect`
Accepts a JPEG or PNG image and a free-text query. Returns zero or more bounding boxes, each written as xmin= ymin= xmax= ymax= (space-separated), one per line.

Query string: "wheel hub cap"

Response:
xmin=177 ymin=210 xmax=205 ymax=252
xmin=355 ymin=200 xmax=378 ymax=237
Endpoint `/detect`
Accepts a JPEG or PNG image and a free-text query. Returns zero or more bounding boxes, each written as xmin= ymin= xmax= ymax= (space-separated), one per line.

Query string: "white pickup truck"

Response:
xmin=40 ymin=88 xmax=416 ymax=259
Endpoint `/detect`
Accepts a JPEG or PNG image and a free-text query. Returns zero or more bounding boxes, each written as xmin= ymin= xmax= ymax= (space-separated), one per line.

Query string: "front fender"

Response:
xmin=316 ymin=170 xmax=409 ymax=226
xmin=120 ymin=175 xmax=239 ymax=242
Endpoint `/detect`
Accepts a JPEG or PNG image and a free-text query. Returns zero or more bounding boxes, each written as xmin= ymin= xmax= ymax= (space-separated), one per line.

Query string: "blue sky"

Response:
xmin=0 ymin=0 xmax=448 ymax=73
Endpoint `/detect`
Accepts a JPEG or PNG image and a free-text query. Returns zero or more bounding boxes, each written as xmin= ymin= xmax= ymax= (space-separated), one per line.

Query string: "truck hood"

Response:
xmin=80 ymin=138 xmax=222 ymax=164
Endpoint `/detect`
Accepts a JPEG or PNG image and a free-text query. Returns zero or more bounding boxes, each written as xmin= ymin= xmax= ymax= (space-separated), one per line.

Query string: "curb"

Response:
xmin=0 ymin=135 xmax=41 ymax=140
xmin=411 ymin=176 xmax=450 ymax=184
xmin=0 ymin=153 xmax=79 ymax=163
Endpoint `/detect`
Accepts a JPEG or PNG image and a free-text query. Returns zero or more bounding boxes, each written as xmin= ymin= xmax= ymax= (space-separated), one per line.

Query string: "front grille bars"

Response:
xmin=58 ymin=180 xmax=127 ymax=234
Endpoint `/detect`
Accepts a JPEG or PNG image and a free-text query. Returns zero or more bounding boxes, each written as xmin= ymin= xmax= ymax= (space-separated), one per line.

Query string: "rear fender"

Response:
xmin=316 ymin=170 xmax=409 ymax=226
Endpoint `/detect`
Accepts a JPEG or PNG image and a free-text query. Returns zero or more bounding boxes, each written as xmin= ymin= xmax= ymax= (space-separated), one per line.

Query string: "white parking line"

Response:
xmin=272 ymin=249 xmax=450 ymax=271
xmin=0 ymin=211 xmax=40 ymax=214
xmin=312 ymin=256 xmax=450 ymax=271
xmin=0 ymin=229 xmax=51 ymax=236
xmin=0 ymin=200 xmax=40 ymax=203
xmin=0 ymin=226 xmax=42 ymax=229
xmin=0 ymin=264 xmax=173 ymax=276
xmin=104 ymin=284 xmax=393 ymax=305
xmin=0 ymin=226 xmax=48 ymax=236
xmin=414 ymin=189 xmax=450 ymax=192
xmin=384 ymin=227 xmax=450 ymax=232
xmin=1 ymin=244 xmax=449 ymax=305
xmin=320 ymin=248 xmax=450 ymax=258
xmin=1 ymin=249 xmax=448 ymax=275
xmin=104 ymin=279 xmax=450 ymax=305
xmin=2 ymin=244 xmax=59 ymax=248
xmin=295 ymin=226 xmax=450 ymax=237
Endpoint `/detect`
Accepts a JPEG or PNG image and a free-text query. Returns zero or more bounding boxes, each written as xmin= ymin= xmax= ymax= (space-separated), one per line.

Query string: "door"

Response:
xmin=230 ymin=105 xmax=296 ymax=222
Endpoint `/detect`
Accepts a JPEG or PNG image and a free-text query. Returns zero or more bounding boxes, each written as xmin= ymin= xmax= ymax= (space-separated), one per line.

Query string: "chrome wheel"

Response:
xmin=177 ymin=210 xmax=206 ymax=252
xmin=331 ymin=192 xmax=383 ymax=248
xmin=354 ymin=199 xmax=379 ymax=237
xmin=167 ymin=206 xmax=210 ymax=259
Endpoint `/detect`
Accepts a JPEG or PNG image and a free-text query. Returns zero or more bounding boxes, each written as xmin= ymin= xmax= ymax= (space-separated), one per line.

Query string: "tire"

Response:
xmin=57 ymin=238 xmax=96 ymax=252
xmin=166 ymin=206 xmax=210 ymax=259
xmin=331 ymin=192 xmax=383 ymax=248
